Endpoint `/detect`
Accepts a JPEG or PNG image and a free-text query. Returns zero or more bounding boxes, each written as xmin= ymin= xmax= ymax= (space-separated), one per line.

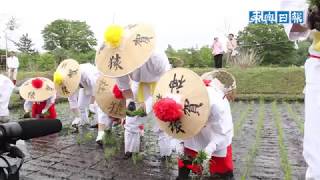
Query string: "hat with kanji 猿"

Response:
xmin=152 ymin=68 xmax=210 ymax=140
xmin=19 ymin=77 xmax=56 ymax=102
xmin=94 ymin=75 xmax=126 ymax=118
xmin=95 ymin=24 xmax=155 ymax=77
xmin=53 ymin=59 xmax=81 ymax=97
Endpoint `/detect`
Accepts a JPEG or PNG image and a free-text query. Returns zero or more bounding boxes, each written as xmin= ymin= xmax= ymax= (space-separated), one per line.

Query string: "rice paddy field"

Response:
xmin=6 ymin=100 xmax=306 ymax=180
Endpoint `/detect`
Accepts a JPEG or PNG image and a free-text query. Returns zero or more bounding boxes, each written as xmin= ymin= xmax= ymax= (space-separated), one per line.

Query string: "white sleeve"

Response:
xmin=205 ymin=90 xmax=233 ymax=152
xmin=281 ymin=0 xmax=310 ymax=41
xmin=116 ymin=75 xmax=131 ymax=90
xmin=44 ymin=95 xmax=56 ymax=110
xmin=24 ymin=101 xmax=33 ymax=112
xmin=68 ymin=91 xmax=79 ymax=109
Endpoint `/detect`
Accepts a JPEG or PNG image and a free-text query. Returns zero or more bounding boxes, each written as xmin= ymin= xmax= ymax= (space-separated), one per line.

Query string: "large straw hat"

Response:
xmin=152 ymin=68 xmax=210 ymax=140
xmin=94 ymin=75 xmax=126 ymax=118
xmin=53 ymin=59 xmax=81 ymax=97
xmin=201 ymin=69 xmax=236 ymax=93
xmin=19 ymin=77 xmax=56 ymax=102
xmin=96 ymin=24 xmax=155 ymax=77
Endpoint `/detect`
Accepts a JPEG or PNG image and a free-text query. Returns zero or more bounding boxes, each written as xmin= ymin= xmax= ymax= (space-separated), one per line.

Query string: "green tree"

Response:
xmin=12 ymin=33 xmax=36 ymax=54
xmin=237 ymin=24 xmax=295 ymax=65
xmin=42 ymin=19 xmax=97 ymax=52
xmin=199 ymin=46 xmax=213 ymax=67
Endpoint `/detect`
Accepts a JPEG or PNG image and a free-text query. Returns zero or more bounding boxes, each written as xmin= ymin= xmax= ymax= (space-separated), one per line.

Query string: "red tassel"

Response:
xmin=178 ymin=159 xmax=184 ymax=168
xmin=112 ymin=84 xmax=124 ymax=99
xmin=203 ymin=79 xmax=211 ymax=87
xmin=153 ymin=98 xmax=183 ymax=122
xmin=31 ymin=78 xmax=43 ymax=89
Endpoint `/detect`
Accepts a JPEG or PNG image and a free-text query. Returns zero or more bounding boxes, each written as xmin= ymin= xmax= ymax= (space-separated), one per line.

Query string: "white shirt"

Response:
xmin=184 ymin=83 xmax=233 ymax=155
xmin=68 ymin=63 xmax=100 ymax=102
xmin=79 ymin=63 xmax=101 ymax=96
xmin=6 ymin=56 xmax=19 ymax=69
xmin=0 ymin=75 xmax=15 ymax=116
xmin=116 ymin=50 xmax=171 ymax=90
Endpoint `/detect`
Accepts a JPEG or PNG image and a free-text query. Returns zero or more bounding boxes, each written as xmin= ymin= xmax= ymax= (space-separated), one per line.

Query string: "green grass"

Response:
xmin=76 ymin=131 xmax=94 ymax=145
xmin=286 ymin=103 xmax=304 ymax=134
xmin=192 ymin=67 xmax=305 ymax=101
xmin=241 ymin=99 xmax=265 ymax=180
xmin=17 ymin=71 xmax=52 ymax=80
xmin=272 ymin=102 xmax=292 ymax=180
xmin=234 ymin=102 xmax=253 ymax=136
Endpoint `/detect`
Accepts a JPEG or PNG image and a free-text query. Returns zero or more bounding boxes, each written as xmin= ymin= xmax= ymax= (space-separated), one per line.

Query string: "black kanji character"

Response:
xmin=108 ymin=54 xmax=123 ymax=70
xmin=168 ymin=121 xmax=185 ymax=134
xmin=169 ymin=73 xmax=186 ymax=93
xmin=133 ymin=34 xmax=153 ymax=46
xmin=183 ymin=99 xmax=203 ymax=116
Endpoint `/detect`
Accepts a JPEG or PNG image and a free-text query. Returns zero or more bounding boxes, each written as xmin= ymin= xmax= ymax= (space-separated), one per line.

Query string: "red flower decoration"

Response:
xmin=203 ymin=79 xmax=211 ymax=87
xmin=178 ymin=159 xmax=184 ymax=168
xmin=112 ymin=84 xmax=124 ymax=99
xmin=31 ymin=78 xmax=43 ymax=89
xmin=153 ymin=98 xmax=183 ymax=122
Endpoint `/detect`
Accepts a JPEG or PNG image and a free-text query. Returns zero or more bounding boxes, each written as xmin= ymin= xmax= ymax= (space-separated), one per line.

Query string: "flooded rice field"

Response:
xmin=8 ymin=101 xmax=306 ymax=180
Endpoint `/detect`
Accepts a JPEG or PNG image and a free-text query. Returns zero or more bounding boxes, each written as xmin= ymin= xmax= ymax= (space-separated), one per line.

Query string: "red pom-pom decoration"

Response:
xmin=31 ymin=78 xmax=43 ymax=89
xmin=203 ymin=79 xmax=211 ymax=87
xmin=153 ymin=98 xmax=183 ymax=122
xmin=112 ymin=84 xmax=124 ymax=99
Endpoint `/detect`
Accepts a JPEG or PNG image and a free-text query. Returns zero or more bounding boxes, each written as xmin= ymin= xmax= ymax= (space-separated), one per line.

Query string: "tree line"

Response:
xmin=0 ymin=19 xmax=310 ymax=71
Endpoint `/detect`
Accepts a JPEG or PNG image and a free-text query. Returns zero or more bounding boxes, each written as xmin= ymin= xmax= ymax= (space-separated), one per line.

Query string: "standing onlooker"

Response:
xmin=226 ymin=34 xmax=238 ymax=65
xmin=6 ymin=51 xmax=19 ymax=85
xmin=211 ymin=37 xmax=224 ymax=68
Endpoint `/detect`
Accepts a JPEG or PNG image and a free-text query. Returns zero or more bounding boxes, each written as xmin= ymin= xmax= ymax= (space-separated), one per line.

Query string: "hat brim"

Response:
xmin=19 ymin=77 xmax=56 ymax=102
xmin=54 ymin=59 xmax=81 ymax=97
xmin=201 ymin=69 xmax=236 ymax=92
xmin=94 ymin=75 xmax=126 ymax=118
xmin=96 ymin=24 xmax=155 ymax=77
xmin=153 ymin=68 xmax=210 ymax=140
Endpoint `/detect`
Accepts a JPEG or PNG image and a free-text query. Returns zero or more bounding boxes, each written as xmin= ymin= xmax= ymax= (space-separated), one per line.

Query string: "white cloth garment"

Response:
xmin=282 ymin=1 xmax=320 ymax=177
xmin=184 ymin=83 xmax=233 ymax=157
xmin=304 ymin=45 xmax=320 ymax=180
xmin=116 ymin=50 xmax=171 ymax=90
xmin=6 ymin=56 xmax=19 ymax=69
xmin=280 ymin=0 xmax=310 ymax=41
xmin=0 ymin=75 xmax=14 ymax=117
xmin=67 ymin=63 xmax=104 ymax=125
xmin=117 ymin=51 xmax=173 ymax=156
xmin=24 ymin=95 xmax=56 ymax=113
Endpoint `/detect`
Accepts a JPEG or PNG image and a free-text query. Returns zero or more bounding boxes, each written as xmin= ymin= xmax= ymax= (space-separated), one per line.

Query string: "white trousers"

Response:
xmin=124 ymin=81 xmax=173 ymax=156
xmin=304 ymin=85 xmax=320 ymax=180
xmin=68 ymin=88 xmax=93 ymax=124
xmin=7 ymin=68 xmax=17 ymax=80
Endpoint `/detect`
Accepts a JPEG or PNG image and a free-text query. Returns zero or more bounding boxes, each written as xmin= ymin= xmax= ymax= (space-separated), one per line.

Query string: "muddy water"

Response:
xmin=4 ymin=101 xmax=307 ymax=179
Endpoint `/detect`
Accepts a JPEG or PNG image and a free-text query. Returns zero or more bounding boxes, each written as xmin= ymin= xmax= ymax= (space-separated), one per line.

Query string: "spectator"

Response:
xmin=226 ymin=34 xmax=238 ymax=65
xmin=211 ymin=37 xmax=224 ymax=68
xmin=6 ymin=51 xmax=19 ymax=85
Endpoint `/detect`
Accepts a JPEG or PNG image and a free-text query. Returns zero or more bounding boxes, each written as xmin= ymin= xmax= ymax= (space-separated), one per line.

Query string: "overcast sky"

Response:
xmin=0 ymin=0 xmax=299 ymax=52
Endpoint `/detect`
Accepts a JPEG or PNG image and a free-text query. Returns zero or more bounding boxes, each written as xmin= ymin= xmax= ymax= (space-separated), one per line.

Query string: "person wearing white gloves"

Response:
xmin=281 ymin=0 xmax=320 ymax=179
xmin=96 ymin=24 xmax=174 ymax=159
xmin=0 ymin=74 xmax=15 ymax=123
xmin=6 ymin=51 xmax=19 ymax=85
